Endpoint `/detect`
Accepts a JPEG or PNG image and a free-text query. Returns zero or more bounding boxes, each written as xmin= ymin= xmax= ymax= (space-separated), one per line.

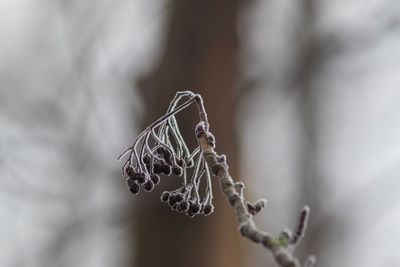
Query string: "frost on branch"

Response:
xmin=118 ymin=91 xmax=316 ymax=267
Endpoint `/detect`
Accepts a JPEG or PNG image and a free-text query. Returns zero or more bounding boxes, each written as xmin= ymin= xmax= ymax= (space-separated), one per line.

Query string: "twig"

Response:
xmin=196 ymin=124 xmax=315 ymax=267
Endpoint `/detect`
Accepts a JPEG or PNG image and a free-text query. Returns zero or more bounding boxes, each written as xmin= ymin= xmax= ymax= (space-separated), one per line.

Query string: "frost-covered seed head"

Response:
xmin=156 ymin=147 xmax=166 ymax=155
xmin=189 ymin=201 xmax=201 ymax=214
xmin=150 ymin=174 xmax=160 ymax=185
xmin=142 ymin=154 xmax=151 ymax=164
xmin=153 ymin=162 xmax=163 ymax=174
xmin=128 ymin=182 xmax=140 ymax=195
xmin=176 ymin=158 xmax=184 ymax=167
xmin=202 ymin=204 xmax=214 ymax=216
xmin=168 ymin=194 xmax=178 ymax=206
xmin=174 ymin=193 xmax=184 ymax=203
xmin=160 ymin=191 xmax=170 ymax=202
xmin=126 ymin=178 xmax=135 ymax=187
xmin=142 ymin=179 xmax=154 ymax=192
xmin=177 ymin=201 xmax=189 ymax=212
xmin=126 ymin=166 xmax=135 ymax=177
xmin=161 ymin=164 xmax=172 ymax=175
xmin=156 ymin=147 xmax=173 ymax=165
xmin=172 ymin=166 xmax=183 ymax=176
xmin=136 ymin=172 xmax=147 ymax=184
xmin=186 ymin=159 xmax=194 ymax=168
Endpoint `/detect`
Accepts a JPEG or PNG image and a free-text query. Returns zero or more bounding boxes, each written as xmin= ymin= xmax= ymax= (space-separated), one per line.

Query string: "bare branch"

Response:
xmin=197 ymin=124 xmax=315 ymax=267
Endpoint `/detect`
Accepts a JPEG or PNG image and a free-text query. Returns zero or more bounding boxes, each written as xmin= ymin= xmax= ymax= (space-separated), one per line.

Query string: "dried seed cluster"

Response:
xmin=118 ymin=91 xmax=215 ymax=217
xmin=118 ymin=91 xmax=316 ymax=267
xmin=160 ymin=186 xmax=214 ymax=217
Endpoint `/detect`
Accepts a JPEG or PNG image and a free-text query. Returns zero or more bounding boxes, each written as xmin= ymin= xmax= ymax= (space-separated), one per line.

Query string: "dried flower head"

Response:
xmin=118 ymin=91 xmax=215 ymax=217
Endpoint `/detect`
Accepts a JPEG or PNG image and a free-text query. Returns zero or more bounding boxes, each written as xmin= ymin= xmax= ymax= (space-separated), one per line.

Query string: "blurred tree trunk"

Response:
xmin=295 ymin=1 xmax=319 ymax=206
xmin=130 ymin=1 xmax=245 ymax=267
xmin=293 ymin=0 xmax=327 ymax=261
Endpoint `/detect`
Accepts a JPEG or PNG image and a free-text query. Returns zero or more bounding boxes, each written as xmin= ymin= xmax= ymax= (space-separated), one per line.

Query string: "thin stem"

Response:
xmin=183 ymin=166 xmax=187 ymax=186
xmin=150 ymin=96 xmax=197 ymax=132
xmin=186 ymin=146 xmax=200 ymax=163
xmin=150 ymin=127 xmax=172 ymax=160
xmin=168 ymin=115 xmax=190 ymax=158
xmin=204 ymin=163 xmax=213 ymax=203
xmin=121 ymin=96 xmax=197 ymax=172
xmin=166 ymin=119 xmax=184 ymax=158
xmin=158 ymin=91 xmax=195 ymax=143
xmin=190 ymin=153 xmax=203 ymax=201
xmin=139 ymin=131 xmax=151 ymax=173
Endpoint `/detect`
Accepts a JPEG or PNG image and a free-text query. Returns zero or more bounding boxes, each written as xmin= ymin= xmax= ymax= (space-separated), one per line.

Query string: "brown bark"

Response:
xmin=130 ymin=1 xmax=245 ymax=267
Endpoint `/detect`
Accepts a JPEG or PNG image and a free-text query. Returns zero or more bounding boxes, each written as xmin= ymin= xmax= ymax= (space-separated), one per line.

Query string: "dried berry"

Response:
xmin=126 ymin=178 xmax=134 ymax=187
xmin=160 ymin=191 xmax=170 ymax=202
xmin=142 ymin=154 xmax=151 ymax=164
xmin=162 ymin=148 xmax=172 ymax=159
xmin=156 ymin=147 xmax=173 ymax=165
xmin=128 ymin=182 xmax=140 ymax=195
xmin=160 ymin=164 xmax=172 ymax=175
xmin=202 ymin=204 xmax=214 ymax=216
xmin=164 ymin=157 xmax=174 ymax=166
xmin=175 ymin=158 xmax=184 ymax=167
xmin=126 ymin=166 xmax=135 ymax=177
xmin=174 ymin=193 xmax=184 ymax=203
xmin=142 ymin=180 xmax=154 ymax=192
xmin=150 ymin=174 xmax=160 ymax=185
xmin=186 ymin=159 xmax=194 ymax=168
xmin=127 ymin=168 xmax=141 ymax=181
xmin=168 ymin=194 xmax=178 ymax=206
xmin=136 ymin=172 xmax=147 ymax=184
xmin=172 ymin=165 xmax=183 ymax=176
xmin=192 ymin=203 xmax=201 ymax=214
xmin=189 ymin=201 xmax=201 ymax=214
xmin=153 ymin=162 xmax=163 ymax=174
xmin=177 ymin=201 xmax=189 ymax=212
xmin=156 ymin=146 xmax=166 ymax=156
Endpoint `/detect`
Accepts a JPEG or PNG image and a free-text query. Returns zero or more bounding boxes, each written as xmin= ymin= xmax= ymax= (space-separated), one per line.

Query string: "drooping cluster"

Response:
xmin=153 ymin=139 xmax=215 ymax=218
xmin=118 ymin=91 xmax=316 ymax=267
xmin=123 ymin=146 xmax=184 ymax=195
xmin=160 ymin=183 xmax=214 ymax=217
xmin=118 ymin=91 xmax=215 ymax=217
